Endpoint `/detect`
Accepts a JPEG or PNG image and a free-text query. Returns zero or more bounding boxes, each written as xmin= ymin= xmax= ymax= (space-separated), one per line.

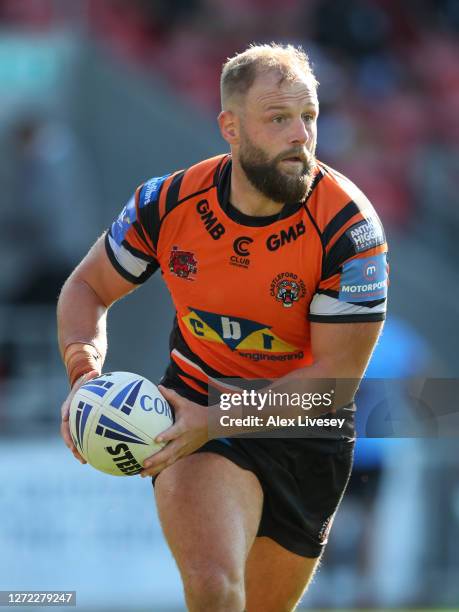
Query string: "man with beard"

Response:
xmin=58 ymin=44 xmax=388 ymax=611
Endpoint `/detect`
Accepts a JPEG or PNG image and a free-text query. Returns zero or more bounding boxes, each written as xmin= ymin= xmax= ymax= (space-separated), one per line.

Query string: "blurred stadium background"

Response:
xmin=0 ymin=1 xmax=458 ymax=610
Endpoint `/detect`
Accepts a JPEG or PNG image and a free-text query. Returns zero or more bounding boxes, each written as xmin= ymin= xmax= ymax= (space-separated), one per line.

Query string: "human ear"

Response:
xmin=218 ymin=110 xmax=239 ymax=145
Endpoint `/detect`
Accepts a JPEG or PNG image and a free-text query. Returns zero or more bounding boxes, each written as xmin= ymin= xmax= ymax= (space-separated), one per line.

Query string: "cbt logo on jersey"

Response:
xmin=182 ymin=307 xmax=299 ymax=353
xmin=339 ymin=253 xmax=388 ymax=302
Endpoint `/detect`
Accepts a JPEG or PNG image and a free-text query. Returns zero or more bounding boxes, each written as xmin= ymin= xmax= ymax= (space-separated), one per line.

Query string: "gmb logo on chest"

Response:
xmin=196 ymin=199 xmax=225 ymax=240
xmin=266 ymin=220 xmax=305 ymax=251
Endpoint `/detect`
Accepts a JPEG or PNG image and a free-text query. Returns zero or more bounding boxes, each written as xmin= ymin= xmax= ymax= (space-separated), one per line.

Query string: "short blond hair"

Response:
xmin=220 ymin=43 xmax=318 ymax=110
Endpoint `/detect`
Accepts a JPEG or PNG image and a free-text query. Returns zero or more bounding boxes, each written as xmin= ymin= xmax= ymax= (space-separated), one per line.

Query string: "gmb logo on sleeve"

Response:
xmin=339 ymin=253 xmax=388 ymax=302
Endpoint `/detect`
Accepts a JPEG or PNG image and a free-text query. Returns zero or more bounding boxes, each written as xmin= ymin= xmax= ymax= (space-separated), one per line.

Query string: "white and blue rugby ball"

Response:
xmin=69 ymin=371 xmax=173 ymax=476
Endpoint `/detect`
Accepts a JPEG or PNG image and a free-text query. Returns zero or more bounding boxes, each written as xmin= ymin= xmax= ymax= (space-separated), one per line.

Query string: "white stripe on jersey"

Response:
xmin=309 ymin=293 xmax=386 ymax=317
xmin=108 ymin=234 xmax=148 ymax=278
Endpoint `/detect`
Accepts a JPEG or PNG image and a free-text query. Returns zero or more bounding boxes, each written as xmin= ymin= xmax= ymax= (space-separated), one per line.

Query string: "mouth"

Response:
xmin=282 ymin=156 xmax=304 ymax=163
xmin=280 ymin=156 xmax=307 ymax=170
xmin=280 ymin=151 xmax=311 ymax=166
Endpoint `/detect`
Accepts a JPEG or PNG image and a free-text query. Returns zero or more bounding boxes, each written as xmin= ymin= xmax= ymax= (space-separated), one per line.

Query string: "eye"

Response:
xmin=272 ymin=115 xmax=285 ymax=124
xmin=302 ymin=113 xmax=315 ymax=123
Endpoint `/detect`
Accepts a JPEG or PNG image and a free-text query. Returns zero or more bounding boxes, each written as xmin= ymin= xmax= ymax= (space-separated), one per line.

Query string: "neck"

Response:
xmin=230 ymin=156 xmax=284 ymax=217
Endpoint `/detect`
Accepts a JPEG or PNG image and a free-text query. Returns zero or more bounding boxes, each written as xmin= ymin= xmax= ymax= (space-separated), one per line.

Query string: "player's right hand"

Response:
xmin=60 ymin=370 xmax=100 ymax=464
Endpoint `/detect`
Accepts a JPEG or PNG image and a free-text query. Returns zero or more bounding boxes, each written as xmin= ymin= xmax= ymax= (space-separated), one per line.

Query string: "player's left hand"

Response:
xmin=140 ymin=386 xmax=209 ymax=478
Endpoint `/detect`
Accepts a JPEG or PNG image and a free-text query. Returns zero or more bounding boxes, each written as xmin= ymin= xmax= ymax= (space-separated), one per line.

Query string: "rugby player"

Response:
xmin=58 ymin=44 xmax=388 ymax=611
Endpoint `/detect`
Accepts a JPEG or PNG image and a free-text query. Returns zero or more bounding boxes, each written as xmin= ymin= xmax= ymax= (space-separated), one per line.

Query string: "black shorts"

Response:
xmin=155 ymin=380 xmax=355 ymax=558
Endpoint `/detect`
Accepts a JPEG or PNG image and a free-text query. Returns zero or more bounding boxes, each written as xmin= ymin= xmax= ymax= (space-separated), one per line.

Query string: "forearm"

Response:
xmin=260 ymin=321 xmax=382 ymax=416
xmin=209 ymin=361 xmax=363 ymax=439
xmin=221 ymin=361 xmax=358 ymax=420
xmin=57 ymin=274 xmax=109 ymax=384
xmin=210 ymin=323 xmax=382 ymax=437
xmin=268 ymin=360 xmax=360 ymax=414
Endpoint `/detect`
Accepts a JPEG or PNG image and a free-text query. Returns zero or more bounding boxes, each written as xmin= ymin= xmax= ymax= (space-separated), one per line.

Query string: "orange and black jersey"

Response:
xmin=106 ymin=154 xmax=388 ymax=396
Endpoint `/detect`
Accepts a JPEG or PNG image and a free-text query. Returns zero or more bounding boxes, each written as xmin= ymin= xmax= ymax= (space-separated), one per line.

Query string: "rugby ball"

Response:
xmin=69 ymin=371 xmax=173 ymax=476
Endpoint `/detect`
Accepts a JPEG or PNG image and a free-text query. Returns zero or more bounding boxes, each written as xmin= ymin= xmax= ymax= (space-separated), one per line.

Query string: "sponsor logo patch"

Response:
xmin=183 ymin=308 xmax=300 ymax=354
xmin=196 ymin=199 xmax=225 ymax=240
xmin=346 ymin=218 xmax=385 ymax=253
xmin=230 ymin=236 xmax=253 ymax=269
xmin=339 ymin=253 xmax=388 ymax=302
xmin=266 ymin=220 xmax=305 ymax=252
xmin=140 ymin=174 xmax=171 ymax=207
xmin=111 ymin=196 xmax=137 ymax=245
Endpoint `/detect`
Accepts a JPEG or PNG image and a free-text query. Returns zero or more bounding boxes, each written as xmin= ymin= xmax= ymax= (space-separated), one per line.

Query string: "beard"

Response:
xmin=239 ymin=135 xmax=316 ymax=205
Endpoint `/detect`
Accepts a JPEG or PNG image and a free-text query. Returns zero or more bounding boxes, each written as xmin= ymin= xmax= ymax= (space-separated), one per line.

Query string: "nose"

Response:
xmin=289 ymin=117 xmax=311 ymax=146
